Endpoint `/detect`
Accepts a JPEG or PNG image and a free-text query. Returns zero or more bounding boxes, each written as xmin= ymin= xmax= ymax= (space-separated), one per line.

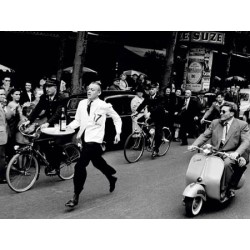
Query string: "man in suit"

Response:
xmin=224 ymin=85 xmax=239 ymax=109
xmin=200 ymin=92 xmax=228 ymax=123
xmin=163 ymin=87 xmax=175 ymax=133
xmin=135 ymin=82 xmax=165 ymax=158
xmin=179 ymin=90 xmax=201 ymax=145
xmin=188 ymin=102 xmax=250 ymax=198
xmin=20 ymin=82 xmax=35 ymax=105
xmin=0 ymin=87 xmax=8 ymax=184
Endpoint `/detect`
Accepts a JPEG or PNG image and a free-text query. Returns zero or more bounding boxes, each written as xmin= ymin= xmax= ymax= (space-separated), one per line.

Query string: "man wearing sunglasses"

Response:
xmin=188 ymin=102 xmax=250 ymax=199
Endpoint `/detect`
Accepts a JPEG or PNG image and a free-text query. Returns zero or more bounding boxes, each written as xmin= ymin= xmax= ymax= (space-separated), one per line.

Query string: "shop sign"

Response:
xmin=179 ymin=32 xmax=225 ymax=45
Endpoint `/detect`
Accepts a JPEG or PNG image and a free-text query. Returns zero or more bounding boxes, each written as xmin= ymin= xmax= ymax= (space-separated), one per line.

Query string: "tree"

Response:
xmin=56 ymin=32 xmax=67 ymax=82
xmin=144 ymin=50 xmax=165 ymax=82
xmin=71 ymin=31 xmax=88 ymax=95
xmin=225 ymin=32 xmax=236 ymax=79
xmin=162 ymin=32 xmax=178 ymax=91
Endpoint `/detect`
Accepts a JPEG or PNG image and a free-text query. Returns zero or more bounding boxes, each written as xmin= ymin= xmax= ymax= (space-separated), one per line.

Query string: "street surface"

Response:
xmin=1 ymin=139 xmax=250 ymax=219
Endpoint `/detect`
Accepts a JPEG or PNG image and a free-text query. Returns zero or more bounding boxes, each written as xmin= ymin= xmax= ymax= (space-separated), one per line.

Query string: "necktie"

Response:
xmin=221 ymin=122 xmax=228 ymax=145
xmin=87 ymin=101 xmax=92 ymax=115
xmin=182 ymin=99 xmax=187 ymax=110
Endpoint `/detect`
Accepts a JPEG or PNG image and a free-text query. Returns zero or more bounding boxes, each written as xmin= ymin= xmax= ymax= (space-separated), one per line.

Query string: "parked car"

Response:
xmin=66 ymin=90 xmax=136 ymax=150
xmin=239 ymin=89 xmax=250 ymax=119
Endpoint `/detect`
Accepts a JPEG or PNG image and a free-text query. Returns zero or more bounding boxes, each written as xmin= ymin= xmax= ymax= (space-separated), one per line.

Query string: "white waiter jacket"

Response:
xmin=68 ymin=98 xmax=122 ymax=143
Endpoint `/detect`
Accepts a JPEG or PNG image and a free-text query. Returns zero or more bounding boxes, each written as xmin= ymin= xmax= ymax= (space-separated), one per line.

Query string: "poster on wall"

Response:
xmin=184 ymin=48 xmax=213 ymax=93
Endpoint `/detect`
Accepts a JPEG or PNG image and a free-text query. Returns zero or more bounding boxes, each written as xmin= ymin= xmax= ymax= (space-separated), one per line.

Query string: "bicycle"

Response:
xmin=5 ymin=123 xmax=81 ymax=193
xmin=124 ymin=120 xmax=172 ymax=163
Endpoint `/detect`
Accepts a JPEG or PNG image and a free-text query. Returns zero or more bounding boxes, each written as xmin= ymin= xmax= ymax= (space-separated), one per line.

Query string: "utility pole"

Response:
xmin=71 ymin=31 xmax=88 ymax=95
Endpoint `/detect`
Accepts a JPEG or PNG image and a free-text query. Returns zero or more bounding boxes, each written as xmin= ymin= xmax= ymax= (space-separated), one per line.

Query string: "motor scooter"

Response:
xmin=182 ymin=144 xmax=246 ymax=217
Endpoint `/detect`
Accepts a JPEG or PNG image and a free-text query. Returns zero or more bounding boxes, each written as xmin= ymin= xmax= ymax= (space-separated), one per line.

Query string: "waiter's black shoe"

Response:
xmin=45 ymin=166 xmax=58 ymax=176
xmin=65 ymin=194 xmax=79 ymax=208
xmin=109 ymin=176 xmax=117 ymax=193
xmin=226 ymin=189 xmax=235 ymax=198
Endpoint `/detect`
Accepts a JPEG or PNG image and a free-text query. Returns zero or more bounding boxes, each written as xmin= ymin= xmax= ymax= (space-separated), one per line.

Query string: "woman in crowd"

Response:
xmin=131 ymin=85 xmax=148 ymax=133
xmin=137 ymin=74 xmax=147 ymax=89
xmin=172 ymin=89 xmax=183 ymax=141
xmin=35 ymin=77 xmax=46 ymax=97
xmin=119 ymin=73 xmax=129 ymax=90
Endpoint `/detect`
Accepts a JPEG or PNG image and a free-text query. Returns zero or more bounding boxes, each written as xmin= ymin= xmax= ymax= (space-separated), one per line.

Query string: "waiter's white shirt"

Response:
xmin=69 ymin=98 xmax=122 ymax=143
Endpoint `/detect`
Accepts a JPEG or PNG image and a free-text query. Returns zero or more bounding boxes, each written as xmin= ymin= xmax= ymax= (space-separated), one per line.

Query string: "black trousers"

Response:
xmin=0 ymin=145 xmax=6 ymax=179
xmin=73 ymin=141 xmax=116 ymax=195
xmin=151 ymin=108 xmax=165 ymax=152
xmin=222 ymin=156 xmax=247 ymax=191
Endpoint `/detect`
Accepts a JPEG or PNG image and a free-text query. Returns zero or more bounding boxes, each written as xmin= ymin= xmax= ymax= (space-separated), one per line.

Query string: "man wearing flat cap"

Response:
xmin=26 ymin=78 xmax=68 ymax=174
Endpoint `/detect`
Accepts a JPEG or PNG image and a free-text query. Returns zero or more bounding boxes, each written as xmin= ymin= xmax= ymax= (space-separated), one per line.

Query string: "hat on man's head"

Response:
xmin=150 ymin=82 xmax=159 ymax=89
xmin=113 ymin=77 xmax=120 ymax=82
xmin=44 ymin=78 xmax=59 ymax=87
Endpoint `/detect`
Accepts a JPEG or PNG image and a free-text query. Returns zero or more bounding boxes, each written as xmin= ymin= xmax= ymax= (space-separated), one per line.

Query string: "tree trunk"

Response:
xmin=162 ymin=32 xmax=178 ymax=91
xmin=56 ymin=33 xmax=67 ymax=82
xmin=225 ymin=32 xmax=236 ymax=79
xmin=71 ymin=31 xmax=88 ymax=95
xmin=225 ymin=50 xmax=232 ymax=78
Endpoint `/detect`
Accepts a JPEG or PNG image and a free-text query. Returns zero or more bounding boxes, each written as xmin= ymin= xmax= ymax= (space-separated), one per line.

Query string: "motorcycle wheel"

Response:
xmin=185 ymin=197 xmax=203 ymax=217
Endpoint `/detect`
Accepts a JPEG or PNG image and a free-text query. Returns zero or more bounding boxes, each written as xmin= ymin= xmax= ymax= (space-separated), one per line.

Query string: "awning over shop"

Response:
xmin=124 ymin=45 xmax=166 ymax=57
xmin=0 ymin=64 xmax=15 ymax=72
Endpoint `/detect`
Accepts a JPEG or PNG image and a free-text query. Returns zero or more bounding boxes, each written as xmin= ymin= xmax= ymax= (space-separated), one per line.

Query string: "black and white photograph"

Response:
xmin=1 ymin=1 xmax=250 ymax=250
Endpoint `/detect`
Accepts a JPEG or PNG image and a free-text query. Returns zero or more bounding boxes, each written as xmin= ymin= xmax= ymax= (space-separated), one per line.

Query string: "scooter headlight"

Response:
xmin=197 ymin=177 xmax=202 ymax=182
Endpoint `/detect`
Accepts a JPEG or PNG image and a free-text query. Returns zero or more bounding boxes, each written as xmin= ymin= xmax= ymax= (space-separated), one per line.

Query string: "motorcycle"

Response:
xmin=182 ymin=144 xmax=246 ymax=217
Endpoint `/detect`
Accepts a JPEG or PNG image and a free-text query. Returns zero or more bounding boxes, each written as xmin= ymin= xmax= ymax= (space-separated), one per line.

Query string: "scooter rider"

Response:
xmin=188 ymin=102 xmax=250 ymax=199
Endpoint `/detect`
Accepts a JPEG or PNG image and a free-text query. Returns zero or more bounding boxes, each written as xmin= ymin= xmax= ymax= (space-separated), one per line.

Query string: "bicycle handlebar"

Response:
xmin=18 ymin=122 xmax=41 ymax=138
xmin=203 ymin=119 xmax=211 ymax=124
xmin=131 ymin=115 xmax=151 ymax=127
xmin=191 ymin=145 xmax=238 ymax=161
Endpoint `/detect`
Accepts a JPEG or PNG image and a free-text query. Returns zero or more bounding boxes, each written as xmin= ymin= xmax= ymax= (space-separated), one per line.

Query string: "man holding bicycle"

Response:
xmin=25 ymin=78 xmax=68 ymax=175
xmin=133 ymin=82 xmax=165 ymax=158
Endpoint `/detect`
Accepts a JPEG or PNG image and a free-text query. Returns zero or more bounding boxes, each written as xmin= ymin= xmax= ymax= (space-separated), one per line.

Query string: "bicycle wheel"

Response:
xmin=124 ymin=132 xmax=145 ymax=163
xmin=6 ymin=153 xmax=39 ymax=193
xmin=158 ymin=127 xmax=172 ymax=156
xmin=58 ymin=144 xmax=80 ymax=180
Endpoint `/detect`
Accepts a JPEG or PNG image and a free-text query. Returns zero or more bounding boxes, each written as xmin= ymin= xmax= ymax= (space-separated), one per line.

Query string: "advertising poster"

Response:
xmin=184 ymin=48 xmax=213 ymax=93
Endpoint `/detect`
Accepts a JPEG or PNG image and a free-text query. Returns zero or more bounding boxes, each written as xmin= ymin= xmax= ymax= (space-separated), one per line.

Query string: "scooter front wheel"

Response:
xmin=184 ymin=197 xmax=203 ymax=217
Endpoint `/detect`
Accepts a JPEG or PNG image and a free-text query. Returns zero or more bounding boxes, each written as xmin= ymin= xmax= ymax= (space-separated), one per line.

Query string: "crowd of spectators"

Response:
xmin=0 ymin=74 xmax=69 ymax=183
xmin=0 ymin=69 xmax=246 ymax=183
